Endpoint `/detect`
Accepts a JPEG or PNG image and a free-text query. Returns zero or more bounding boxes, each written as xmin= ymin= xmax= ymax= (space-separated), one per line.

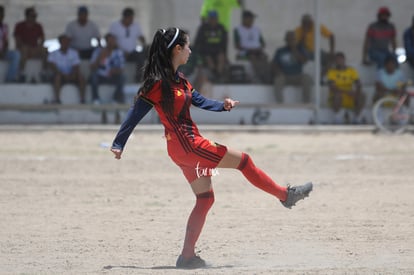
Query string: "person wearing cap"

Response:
xmin=200 ymin=0 xmax=241 ymax=32
xmin=109 ymin=7 xmax=146 ymax=82
xmin=403 ymin=15 xmax=414 ymax=70
xmin=13 ymin=6 xmax=47 ymax=81
xmin=234 ymin=10 xmax=270 ymax=83
xmin=47 ymin=34 xmax=86 ymax=104
xmin=194 ymin=10 xmax=228 ymax=82
xmin=294 ymin=14 xmax=335 ymax=76
xmin=65 ymin=6 xmax=100 ymax=60
xmin=362 ymin=6 xmax=396 ymax=68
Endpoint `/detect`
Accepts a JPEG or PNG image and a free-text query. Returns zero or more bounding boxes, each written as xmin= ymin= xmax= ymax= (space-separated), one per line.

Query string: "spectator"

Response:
xmin=194 ymin=10 xmax=228 ymax=82
xmin=374 ymin=56 xmax=407 ymax=104
xmin=65 ymin=5 xmax=100 ymax=60
xmin=326 ymin=52 xmax=365 ymax=124
xmin=90 ymin=33 xmax=125 ymax=104
xmin=0 ymin=5 xmax=21 ymax=82
xmin=47 ymin=34 xmax=86 ymax=104
xmin=109 ymin=7 xmax=146 ymax=82
xmin=403 ymin=15 xmax=414 ymax=70
xmin=200 ymin=0 xmax=241 ymax=32
xmin=362 ymin=6 xmax=396 ymax=68
xmin=272 ymin=31 xmax=312 ymax=104
xmin=234 ymin=10 xmax=270 ymax=83
xmin=294 ymin=14 xmax=335 ymax=75
xmin=13 ymin=6 xmax=47 ymax=80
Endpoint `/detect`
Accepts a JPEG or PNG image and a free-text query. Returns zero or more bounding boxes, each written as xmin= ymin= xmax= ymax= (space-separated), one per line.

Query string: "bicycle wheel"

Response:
xmin=372 ymin=97 xmax=409 ymax=133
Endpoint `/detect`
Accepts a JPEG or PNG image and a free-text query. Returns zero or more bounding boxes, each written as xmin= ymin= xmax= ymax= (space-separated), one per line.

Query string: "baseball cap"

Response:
xmin=208 ymin=10 xmax=218 ymax=18
xmin=377 ymin=6 xmax=391 ymax=16
xmin=78 ymin=5 xmax=88 ymax=14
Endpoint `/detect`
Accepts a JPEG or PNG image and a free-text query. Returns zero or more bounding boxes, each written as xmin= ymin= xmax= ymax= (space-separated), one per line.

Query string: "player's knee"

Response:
xmin=237 ymin=153 xmax=253 ymax=171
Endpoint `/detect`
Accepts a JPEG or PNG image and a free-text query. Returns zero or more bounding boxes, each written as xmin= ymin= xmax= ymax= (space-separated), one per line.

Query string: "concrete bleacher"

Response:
xmin=1 ymin=59 xmax=413 ymax=125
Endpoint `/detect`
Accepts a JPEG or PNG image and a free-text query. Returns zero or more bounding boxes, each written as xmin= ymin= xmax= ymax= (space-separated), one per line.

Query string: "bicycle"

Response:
xmin=372 ymin=84 xmax=414 ymax=133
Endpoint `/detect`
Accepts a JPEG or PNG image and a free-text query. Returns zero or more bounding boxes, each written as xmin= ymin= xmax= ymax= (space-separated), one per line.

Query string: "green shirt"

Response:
xmin=200 ymin=0 xmax=240 ymax=31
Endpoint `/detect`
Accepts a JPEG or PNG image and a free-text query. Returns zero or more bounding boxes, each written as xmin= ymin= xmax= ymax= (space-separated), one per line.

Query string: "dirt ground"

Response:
xmin=0 ymin=128 xmax=413 ymax=274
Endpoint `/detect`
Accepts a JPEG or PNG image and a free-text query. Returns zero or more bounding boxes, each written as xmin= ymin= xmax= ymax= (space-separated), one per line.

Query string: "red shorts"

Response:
xmin=167 ymin=137 xmax=227 ymax=183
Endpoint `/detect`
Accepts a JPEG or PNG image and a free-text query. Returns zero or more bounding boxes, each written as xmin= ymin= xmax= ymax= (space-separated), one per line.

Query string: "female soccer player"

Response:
xmin=111 ymin=27 xmax=312 ymax=269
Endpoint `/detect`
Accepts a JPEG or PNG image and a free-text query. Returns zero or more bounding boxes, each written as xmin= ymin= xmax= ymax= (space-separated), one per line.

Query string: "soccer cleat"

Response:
xmin=280 ymin=182 xmax=313 ymax=209
xmin=176 ymin=255 xmax=206 ymax=269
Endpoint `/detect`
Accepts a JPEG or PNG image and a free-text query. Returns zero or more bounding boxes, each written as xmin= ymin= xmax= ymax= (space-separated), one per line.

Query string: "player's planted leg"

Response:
xmin=177 ymin=189 xmax=214 ymax=269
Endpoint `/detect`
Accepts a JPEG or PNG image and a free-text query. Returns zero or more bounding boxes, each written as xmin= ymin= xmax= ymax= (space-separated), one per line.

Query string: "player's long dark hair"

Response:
xmin=137 ymin=28 xmax=188 ymax=114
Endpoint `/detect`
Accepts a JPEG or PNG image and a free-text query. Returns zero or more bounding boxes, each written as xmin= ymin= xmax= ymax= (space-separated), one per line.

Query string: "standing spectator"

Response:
xmin=65 ymin=6 xmax=100 ymax=60
xmin=374 ymin=56 xmax=407 ymax=104
xmin=109 ymin=7 xmax=146 ymax=82
xmin=0 ymin=5 xmax=21 ymax=82
xmin=200 ymin=0 xmax=241 ymax=32
xmin=13 ymin=6 xmax=47 ymax=79
xmin=362 ymin=6 xmax=396 ymax=68
xmin=326 ymin=52 xmax=365 ymax=124
xmin=90 ymin=33 xmax=126 ymax=104
xmin=234 ymin=10 xmax=270 ymax=83
xmin=194 ymin=10 xmax=228 ymax=82
xmin=403 ymin=15 xmax=414 ymax=70
xmin=47 ymin=34 xmax=86 ymax=104
xmin=272 ymin=31 xmax=312 ymax=104
xmin=294 ymin=14 xmax=335 ymax=75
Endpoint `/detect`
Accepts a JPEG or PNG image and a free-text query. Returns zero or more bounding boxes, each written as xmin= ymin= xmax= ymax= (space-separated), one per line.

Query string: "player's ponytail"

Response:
xmin=138 ymin=28 xmax=188 ymax=114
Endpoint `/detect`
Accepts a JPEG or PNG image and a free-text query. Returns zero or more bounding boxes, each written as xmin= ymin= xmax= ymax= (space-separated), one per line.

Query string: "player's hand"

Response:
xmin=224 ymin=98 xmax=240 ymax=111
xmin=111 ymin=148 xmax=123 ymax=160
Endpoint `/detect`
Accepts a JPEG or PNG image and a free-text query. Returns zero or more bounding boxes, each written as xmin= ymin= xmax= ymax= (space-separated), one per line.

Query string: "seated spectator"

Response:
xmin=0 ymin=5 xmax=21 ymax=82
xmin=90 ymin=33 xmax=125 ymax=104
xmin=13 ymin=6 xmax=47 ymax=80
xmin=403 ymin=15 xmax=414 ymax=70
xmin=362 ymin=6 xmax=396 ymax=68
xmin=47 ymin=34 xmax=86 ymax=104
xmin=374 ymin=56 xmax=407 ymax=104
xmin=234 ymin=10 xmax=270 ymax=83
xmin=109 ymin=7 xmax=146 ymax=82
xmin=326 ymin=52 xmax=365 ymax=124
xmin=295 ymin=14 xmax=335 ymax=77
xmin=194 ymin=10 xmax=228 ymax=82
xmin=65 ymin=6 xmax=100 ymax=60
xmin=272 ymin=31 xmax=312 ymax=103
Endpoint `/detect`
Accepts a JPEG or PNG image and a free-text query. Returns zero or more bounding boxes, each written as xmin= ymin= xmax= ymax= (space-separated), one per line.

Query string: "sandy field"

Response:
xmin=0 ymin=127 xmax=413 ymax=274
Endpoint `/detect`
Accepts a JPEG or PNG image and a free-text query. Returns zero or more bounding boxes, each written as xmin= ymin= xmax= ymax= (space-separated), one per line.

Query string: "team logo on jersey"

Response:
xmin=176 ymin=89 xmax=183 ymax=97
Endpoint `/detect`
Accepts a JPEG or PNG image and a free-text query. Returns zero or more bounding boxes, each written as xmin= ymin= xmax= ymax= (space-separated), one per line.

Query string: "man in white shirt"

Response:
xmin=47 ymin=34 xmax=86 ymax=104
xmin=109 ymin=7 xmax=146 ymax=81
xmin=65 ymin=6 xmax=100 ymax=59
xmin=234 ymin=10 xmax=270 ymax=83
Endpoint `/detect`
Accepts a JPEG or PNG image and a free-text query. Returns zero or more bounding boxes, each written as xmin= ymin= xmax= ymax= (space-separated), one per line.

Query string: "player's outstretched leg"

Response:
xmin=219 ymin=150 xmax=312 ymax=208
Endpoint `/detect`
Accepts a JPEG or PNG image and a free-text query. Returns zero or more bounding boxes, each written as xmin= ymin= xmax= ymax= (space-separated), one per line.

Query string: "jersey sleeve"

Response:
xmin=191 ymin=89 xmax=225 ymax=111
xmin=111 ymin=96 xmax=153 ymax=150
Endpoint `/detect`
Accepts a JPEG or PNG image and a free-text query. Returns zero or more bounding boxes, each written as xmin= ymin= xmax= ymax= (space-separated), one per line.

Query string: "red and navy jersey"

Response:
xmin=112 ymin=74 xmax=225 ymax=151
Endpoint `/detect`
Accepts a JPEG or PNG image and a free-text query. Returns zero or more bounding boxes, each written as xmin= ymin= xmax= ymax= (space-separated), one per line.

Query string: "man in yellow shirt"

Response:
xmin=295 ymin=14 xmax=335 ymax=75
xmin=326 ymin=52 xmax=365 ymax=124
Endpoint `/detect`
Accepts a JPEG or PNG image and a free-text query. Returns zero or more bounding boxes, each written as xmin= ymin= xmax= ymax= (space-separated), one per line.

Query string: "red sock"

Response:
xmin=237 ymin=153 xmax=287 ymax=201
xmin=181 ymin=190 xmax=215 ymax=259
